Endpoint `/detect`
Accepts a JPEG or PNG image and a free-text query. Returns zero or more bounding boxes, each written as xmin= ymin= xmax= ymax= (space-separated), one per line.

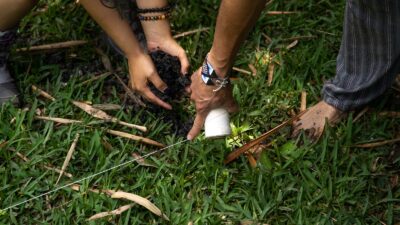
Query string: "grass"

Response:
xmin=1 ymin=0 xmax=399 ymax=224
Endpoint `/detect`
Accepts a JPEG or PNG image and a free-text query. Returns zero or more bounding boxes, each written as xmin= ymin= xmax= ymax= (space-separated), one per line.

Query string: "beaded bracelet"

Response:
xmin=137 ymin=5 xmax=172 ymax=14
xmin=138 ymin=12 xmax=171 ymax=21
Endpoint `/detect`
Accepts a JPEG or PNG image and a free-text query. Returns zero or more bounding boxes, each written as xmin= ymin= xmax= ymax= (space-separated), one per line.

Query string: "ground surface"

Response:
xmin=0 ymin=0 xmax=399 ymax=224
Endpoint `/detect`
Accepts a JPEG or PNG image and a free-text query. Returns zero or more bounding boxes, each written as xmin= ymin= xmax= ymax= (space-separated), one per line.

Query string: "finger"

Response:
xmin=148 ymin=73 xmax=168 ymax=92
xmin=142 ymin=88 xmax=172 ymax=110
xmin=187 ymin=113 xmax=206 ymax=140
xmin=178 ymin=50 xmax=190 ymax=75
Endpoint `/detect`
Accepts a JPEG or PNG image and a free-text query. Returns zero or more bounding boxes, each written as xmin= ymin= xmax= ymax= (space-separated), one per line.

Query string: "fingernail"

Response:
xmin=187 ymin=134 xmax=192 ymax=141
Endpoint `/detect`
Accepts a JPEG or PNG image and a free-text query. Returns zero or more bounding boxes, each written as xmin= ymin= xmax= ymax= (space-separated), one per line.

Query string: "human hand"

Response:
xmin=127 ymin=53 xmax=172 ymax=110
xmin=187 ymin=68 xmax=238 ymax=140
xmin=140 ymin=20 xmax=190 ymax=75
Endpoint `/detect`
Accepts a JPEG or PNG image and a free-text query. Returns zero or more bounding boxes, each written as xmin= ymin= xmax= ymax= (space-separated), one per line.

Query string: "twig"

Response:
xmin=87 ymin=204 xmax=134 ymax=221
xmin=282 ymin=35 xmax=316 ymax=42
xmin=232 ymin=67 xmax=252 ymax=76
xmin=300 ymin=91 xmax=307 ymax=112
xmin=286 ymin=40 xmax=299 ymax=50
xmin=267 ymin=11 xmax=299 ymax=15
xmin=107 ymin=129 xmax=165 ymax=148
xmin=224 ymin=111 xmax=306 ymax=164
xmin=16 ymin=40 xmax=88 ymax=52
xmin=56 ymin=134 xmax=80 ymax=185
xmin=353 ymin=107 xmax=369 ymax=122
xmin=31 ymin=85 xmax=56 ymax=101
xmin=378 ymin=111 xmax=400 ymax=118
xmin=354 ymin=137 xmax=400 ymax=148
xmin=35 ymin=116 xmax=83 ymax=124
xmin=113 ymin=74 xmax=146 ymax=107
xmin=173 ymin=27 xmax=210 ymax=39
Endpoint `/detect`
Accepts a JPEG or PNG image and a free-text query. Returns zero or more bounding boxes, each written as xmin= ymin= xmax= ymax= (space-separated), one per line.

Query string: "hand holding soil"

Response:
xmin=187 ymin=68 xmax=238 ymax=140
xmin=127 ymin=53 xmax=172 ymax=110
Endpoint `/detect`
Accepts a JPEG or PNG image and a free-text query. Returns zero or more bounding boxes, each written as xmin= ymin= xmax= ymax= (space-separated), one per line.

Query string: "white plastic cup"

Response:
xmin=204 ymin=108 xmax=231 ymax=139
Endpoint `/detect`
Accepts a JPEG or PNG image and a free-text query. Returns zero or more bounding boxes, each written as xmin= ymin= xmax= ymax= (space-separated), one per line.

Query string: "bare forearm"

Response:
xmin=80 ymin=0 xmax=143 ymax=58
xmin=209 ymin=0 xmax=267 ymax=76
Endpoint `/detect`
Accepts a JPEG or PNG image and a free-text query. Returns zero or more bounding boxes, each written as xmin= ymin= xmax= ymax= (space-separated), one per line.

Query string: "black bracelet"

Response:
xmin=137 ymin=5 xmax=171 ymax=14
xmin=138 ymin=12 xmax=171 ymax=21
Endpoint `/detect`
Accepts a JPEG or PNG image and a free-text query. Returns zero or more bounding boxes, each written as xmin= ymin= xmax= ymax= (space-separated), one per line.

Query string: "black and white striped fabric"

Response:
xmin=323 ymin=0 xmax=400 ymax=111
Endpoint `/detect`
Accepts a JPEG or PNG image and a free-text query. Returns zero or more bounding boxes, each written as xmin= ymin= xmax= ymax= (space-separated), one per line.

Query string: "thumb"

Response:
xmin=187 ymin=113 xmax=206 ymax=140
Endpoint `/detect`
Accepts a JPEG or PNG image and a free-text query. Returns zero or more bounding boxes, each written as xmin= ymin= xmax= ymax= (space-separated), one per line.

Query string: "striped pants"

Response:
xmin=322 ymin=0 xmax=400 ymax=111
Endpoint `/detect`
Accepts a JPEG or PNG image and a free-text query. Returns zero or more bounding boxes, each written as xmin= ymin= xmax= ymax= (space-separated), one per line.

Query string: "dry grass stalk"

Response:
xmin=246 ymin=153 xmax=257 ymax=168
xmin=353 ymin=107 xmax=369 ymax=122
xmin=8 ymin=148 xmax=73 ymax=178
xmin=31 ymin=85 xmax=56 ymax=101
xmin=286 ymin=40 xmax=299 ymax=50
xmin=300 ymin=91 xmax=307 ymax=112
xmin=132 ymin=153 xmax=158 ymax=168
xmin=262 ymin=33 xmax=273 ymax=44
xmin=354 ymin=137 xmax=400 ymax=148
xmin=42 ymin=165 xmax=73 ymax=178
xmin=35 ymin=116 xmax=82 ymax=124
xmin=107 ymin=129 xmax=165 ymax=148
xmin=267 ymin=63 xmax=275 ymax=86
xmin=248 ymin=64 xmax=257 ymax=76
xmin=224 ymin=111 xmax=306 ymax=164
xmin=72 ymin=101 xmax=147 ymax=132
xmin=70 ymin=184 xmax=115 ymax=196
xmin=232 ymin=67 xmax=252 ymax=76
xmin=114 ymin=74 xmax=146 ymax=107
xmin=56 ymin=133 xmax=80 ymax=185
xmin=92 ymin=104 xmax=122 ymax=111
xmin=173 ymin=27 xmax=210 ymax=39
xmin=267 ymin=11 xmax=299 ymax=15
xmin=111 ymin=191 xmax=170 ymax=221
xmin=282 ymin=35 xmax=316 ymax=42
xmin=16 ymin=40 xmax=88 ymax=52
xmin=77 ymin=72 xmax=113 ymax=86
xmin=87 ymin=204 xmax=134 ymax=221
xmin=0 ymin=141 xmax=7 ymax=148
xmin=378 ymin=111 xmax=400 ymax=118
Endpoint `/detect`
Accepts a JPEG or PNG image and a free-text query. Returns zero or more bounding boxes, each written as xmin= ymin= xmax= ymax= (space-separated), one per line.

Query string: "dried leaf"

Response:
xmin=87 ymin=204 xmax=134 ymax=221
xmin=132 ymin=153 xmax=158 ymax=168
xmin=92 ymin=104 xmax=122 ymax=111
xmin=70 ymin=184 xmax=115 ymax=196
xmin=42 ymin=165 xmax=73 ymax=178
xmin=95 ymin=48 xmax=113 ymax=72
xmin=111 ymin=191 xmax=169 ymax=221
xmin=224 ymin=111 xmax=305 ymax=164
xmin=31 ymin=85 xmax=56 ymax=101
xmin=56 ymin=133 xmax=80 ymax=185
xmin=72 ymin=101 xmax=147 ymax=132
xmin=248 ymin=64 xmax=257 ymax=76
xmin=107 ymin=130 xmax=165 ymax=148
xmin=35 ymin=116 xmax=82 ymax=124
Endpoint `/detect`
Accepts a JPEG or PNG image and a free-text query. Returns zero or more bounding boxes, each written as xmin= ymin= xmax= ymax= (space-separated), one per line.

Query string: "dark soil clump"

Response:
xmin=146 ymin=50 xmax=192 ymax=137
